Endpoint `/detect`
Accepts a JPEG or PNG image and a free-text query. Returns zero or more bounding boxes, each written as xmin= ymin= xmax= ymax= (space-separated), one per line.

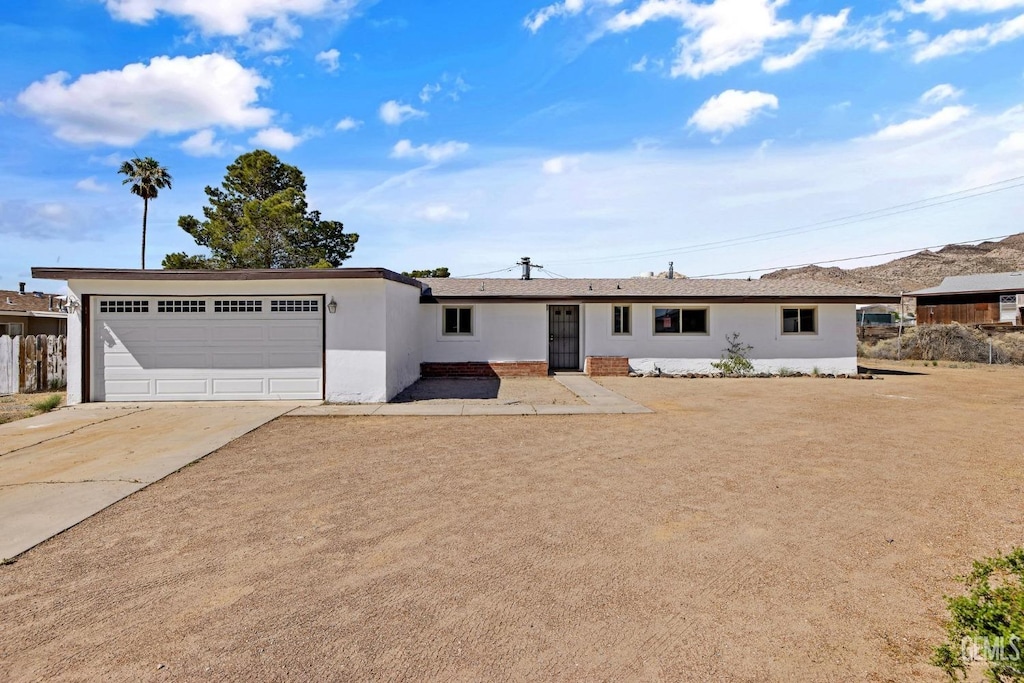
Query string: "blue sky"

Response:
xmin=2 ymin=0 xmax=1024 ymax=291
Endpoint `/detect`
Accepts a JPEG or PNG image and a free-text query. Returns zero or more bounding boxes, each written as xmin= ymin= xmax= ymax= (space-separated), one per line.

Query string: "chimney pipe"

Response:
xmin=18 ymin=282 xmax=25 ymax=294
xmin=518 ymin=256 xmax=543 ymax=281
xmin=668 ymin=262 xmax=674 ymax=280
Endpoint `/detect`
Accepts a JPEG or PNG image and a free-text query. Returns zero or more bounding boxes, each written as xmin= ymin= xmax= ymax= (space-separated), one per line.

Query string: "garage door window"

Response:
xmin=271 ymin=299 xmax=319 ymax=312
xmin=214 ymin=300 xmax=262 ymax=313
xmin=99 ymin=300 xmax=149 ymax=313
xmin=157 ymin=300 xmax=206 ymax=313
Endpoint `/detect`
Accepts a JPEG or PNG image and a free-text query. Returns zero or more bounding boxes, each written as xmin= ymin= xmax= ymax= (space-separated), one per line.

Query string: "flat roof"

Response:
xmin=909 ymin=272 xmax=1024 ymax=297
xmin=419 ymin=277 xmax=900 ymax=304
xmin=31 ymin=267 xmax=422 ymax=289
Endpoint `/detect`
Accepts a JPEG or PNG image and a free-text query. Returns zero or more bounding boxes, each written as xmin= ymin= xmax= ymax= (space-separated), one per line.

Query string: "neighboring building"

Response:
xmin=0 ymin=283 xmax=68 ymax=336
xmin=910 ymin=272 xmax=1024 ymax=326
xmin=32 ymin=267 xmax=898 ymax=405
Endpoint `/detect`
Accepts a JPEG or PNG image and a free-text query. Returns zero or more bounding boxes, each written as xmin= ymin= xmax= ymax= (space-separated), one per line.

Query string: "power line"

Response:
xmin=688 ymin=233 xmax=1018 ymax=279
xmin=546 ymin=175 xmax=1024 ymax=267
xmin=535 ymin=266 xmax=570 ymax=279
xmin=453 ymin=265 xmax=519 ymax=278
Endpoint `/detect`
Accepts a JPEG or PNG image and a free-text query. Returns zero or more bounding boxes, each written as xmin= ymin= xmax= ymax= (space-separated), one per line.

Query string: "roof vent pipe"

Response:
xmin=18 ymin=282 xmax=25 ymax=294
xmin=668 ymin=262 xmax=674 ymax=280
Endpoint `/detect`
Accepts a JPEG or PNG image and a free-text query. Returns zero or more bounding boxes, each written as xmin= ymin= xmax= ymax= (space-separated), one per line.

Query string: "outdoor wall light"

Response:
xmin=327 ymin=297 xmax=337 ymax=314
xmin=66 ymin=298 xmax=81 ymax=314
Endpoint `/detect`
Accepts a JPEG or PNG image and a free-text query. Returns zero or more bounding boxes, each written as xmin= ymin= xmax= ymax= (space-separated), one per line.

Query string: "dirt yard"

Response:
xmin=0 ymin=392 xmax=63 ymax=424
xmin=1 ymin=364 xmax=1022 ymax=681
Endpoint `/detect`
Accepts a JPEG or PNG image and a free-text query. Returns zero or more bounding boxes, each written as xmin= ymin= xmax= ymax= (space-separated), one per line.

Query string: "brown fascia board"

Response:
xmin=31 ymin=267 xmax=423 ymax=289
xmin=420 ymin=294 xmax=901 ymax=304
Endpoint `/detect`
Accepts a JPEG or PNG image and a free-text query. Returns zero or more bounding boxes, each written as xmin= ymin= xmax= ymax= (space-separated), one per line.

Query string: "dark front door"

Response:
xmin=548 ymin=305 xmax=580 ymax=371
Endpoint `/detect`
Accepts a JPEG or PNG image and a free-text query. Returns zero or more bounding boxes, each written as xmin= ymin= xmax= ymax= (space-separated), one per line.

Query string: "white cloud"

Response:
xmin=102 ymin=0 xmax=359 ymax=50
xmin=913 ymin=13 xmax=1024 ymax=61
xmin=418 ymin=204 xmax=469 ymax=222
xmin=902 ymin=0 xmax=1024 ymax=19
xmin=180 ymin=128 xmax=226 ymax=156
xmin=907 ymin=29 xmax=929 ymax=44
xmin=629 ymin=55 xmax=649 ymax=72
xmin=524 ymin=0 xmax=588 ymax=33
xmin=867 ymin=105 xmax=972 ymax=141
xmin=75 ymin=177 xmax=107 ymax=193
xmin=688 ymin=89 xmax=779 ymax=136
xmin=390 ymin=139 xmax=469 ymax=163
xmin=542 ymin=156 xmax=581 ymax=174
xmin=996 ymin=131 xmax=1024 ymax=153
xmin=419 ymin=83 xmax=441 ymax=103
xmin=604 ymin=0 xmax=860 ymax=79
xmin=920 ymin=83 xmax=964 ymax=104
xmin=315 ymin=48 xmax=341 ymax=72
xmin=379 ymin=100 xmax=428 ymax=126
xmin=762 ymin=9 xmax=850 ymax=72
xmin=335 ymin=116 xmax=362 ymax=131
xmin=249 ymin=126 xmax=307 ymax=151
xmin=17 ymin=54 xmax=272 ymax=146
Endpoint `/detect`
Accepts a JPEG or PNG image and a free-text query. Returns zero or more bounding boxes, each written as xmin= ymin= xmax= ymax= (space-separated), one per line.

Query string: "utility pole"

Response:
xmin=518 ymin=256 xmax=542 ymax=280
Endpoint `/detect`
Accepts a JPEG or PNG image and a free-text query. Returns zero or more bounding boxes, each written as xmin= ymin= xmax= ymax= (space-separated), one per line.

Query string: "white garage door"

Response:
xmin=93 ymin=296 xmax=323 ymax=401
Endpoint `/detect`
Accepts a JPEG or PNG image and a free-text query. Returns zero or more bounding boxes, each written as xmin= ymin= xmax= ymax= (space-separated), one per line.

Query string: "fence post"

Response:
xmin=0 ymin=335 xmax=12 ymax=395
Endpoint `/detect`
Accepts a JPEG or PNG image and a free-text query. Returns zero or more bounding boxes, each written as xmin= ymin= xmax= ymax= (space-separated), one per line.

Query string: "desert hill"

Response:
xmin=761 ymin=233 xmax=1024 ymax=295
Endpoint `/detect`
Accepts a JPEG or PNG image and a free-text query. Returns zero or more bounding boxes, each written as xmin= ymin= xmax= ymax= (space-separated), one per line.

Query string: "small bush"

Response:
xmin=31 ymin=395 xmax=62 ymax=413
xmin=711 ymin=333 xmax=755 ymax=376
xmin=860 ymin=324 xmax=1022 ymax=364
xmin=932 ymin=547 xmax=1024 ymax=681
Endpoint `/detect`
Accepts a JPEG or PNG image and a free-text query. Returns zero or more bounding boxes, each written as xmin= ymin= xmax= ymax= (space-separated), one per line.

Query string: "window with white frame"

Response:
xmin=653 ymin=307 xmax=708 ymax=335
xmin=613 ymin=305 xmax=631 ymax=335
xmin=782 ymin=307 xmax=817 ymax=334
xmin=0 ymin=322 xmax=24 ymax=336
xmin=442 ymin=306 xmax=473 ymax=335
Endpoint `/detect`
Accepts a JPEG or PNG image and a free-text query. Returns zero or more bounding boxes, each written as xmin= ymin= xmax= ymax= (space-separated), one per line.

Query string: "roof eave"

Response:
xmin=420 ymin=294 xmax=900 ymax=304
xmin=31 ymin=267 xmax=423 ymax=289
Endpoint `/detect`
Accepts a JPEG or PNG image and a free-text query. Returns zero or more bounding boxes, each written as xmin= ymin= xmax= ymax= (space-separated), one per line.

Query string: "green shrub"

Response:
xmin=932 ymin=547 xmax=1024 ymax=681
xmin=31 ymin=395 xmax=62 ymax=413
xmin=711 ymin=333 xmax=755 ymax=376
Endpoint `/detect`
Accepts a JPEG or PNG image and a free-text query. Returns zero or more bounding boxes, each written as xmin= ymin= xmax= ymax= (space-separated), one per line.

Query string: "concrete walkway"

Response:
xmin=0 ymin=402 xmax=311 ymax=560
xmin=289 ymin=375 xmax=651 ymax=417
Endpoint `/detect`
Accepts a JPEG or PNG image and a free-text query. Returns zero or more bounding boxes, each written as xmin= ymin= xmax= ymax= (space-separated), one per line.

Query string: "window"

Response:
xmin=613 ymin=305 xmax=631 ymax=335
xmin=157 ymin=300 xmax=205 ymax=313
xmin=0 ymin=323 xmax=24 ymax=336
xmin=214 ymin=300 xmax=262 ymax=313
xmin=99 ymin=300 xmax=149 ymax=313
xmin=782 ymin=307 xmax=817 ymax=334
xmin=443 ymin=306 xmax=473 ymax=335
xmin=653 ymin=307 xmax=708 ymax=335
xmin=271 ymin=299 xmax=319 ymax=312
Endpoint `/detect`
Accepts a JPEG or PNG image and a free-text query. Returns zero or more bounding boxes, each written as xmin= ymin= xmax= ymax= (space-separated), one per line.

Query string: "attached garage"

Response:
xmin=93 ymin=295 xmax=324 ymax=401
xmin=32 ymin=267 xmax=425 ymax=405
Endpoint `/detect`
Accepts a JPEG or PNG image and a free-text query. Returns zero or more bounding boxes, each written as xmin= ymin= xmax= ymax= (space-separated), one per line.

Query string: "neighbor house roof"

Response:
xmin=0 ymin=290 xmax=66 ymax=316
xmin=419 ymin=278 xmax=899 ymax=303
xmin=909 ymin=272 xmax=1024 ymax=297
xmin=31 ymin=267 xmax=421 ymax=289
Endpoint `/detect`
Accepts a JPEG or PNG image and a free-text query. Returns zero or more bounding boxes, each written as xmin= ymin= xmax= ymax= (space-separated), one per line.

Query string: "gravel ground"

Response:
xmin=1 ymin=363 xmax=1022 ymax=681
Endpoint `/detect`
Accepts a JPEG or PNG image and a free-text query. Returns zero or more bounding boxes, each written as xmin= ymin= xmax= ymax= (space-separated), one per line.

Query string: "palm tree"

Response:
xmin=118 ymin=157 xmax=172 ymax=269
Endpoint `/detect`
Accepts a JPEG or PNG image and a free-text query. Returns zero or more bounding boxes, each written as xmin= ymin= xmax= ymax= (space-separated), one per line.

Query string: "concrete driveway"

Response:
xmin=0 ymin=402 xmax=311 ymax=560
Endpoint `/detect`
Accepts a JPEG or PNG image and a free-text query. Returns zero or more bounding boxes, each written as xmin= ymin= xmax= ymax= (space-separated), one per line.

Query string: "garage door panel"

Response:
xmin=211 ymin=351 xmax=266 ymax=368
xmin=211 ymin=325 xmax=268 ymax=342
xmin=268 ymin=378 xmax=322 ymax=395
xmin=267 ymin=323 xmax=321 ymax=342
xmin=93 ymin=296 xmax=323 ymax=402
xmin=212 ymin=378 xmax=266 ymax=395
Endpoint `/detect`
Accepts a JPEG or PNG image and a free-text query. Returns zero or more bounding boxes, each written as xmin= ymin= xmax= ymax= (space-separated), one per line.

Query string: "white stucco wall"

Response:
xmin=384 ymin=279 xmax=423 ymax=400
xmin=583 ymin=302 xmax=858 ymax=374
xmin=419 ymin=302 xmax=548 ymax=363
xmin=64 ymin=276 xmax=422 ymax=405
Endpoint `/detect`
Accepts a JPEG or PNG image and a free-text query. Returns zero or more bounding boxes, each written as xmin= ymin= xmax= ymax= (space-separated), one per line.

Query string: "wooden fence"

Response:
xmin=0 ymin=335 xmax=67 ymax=395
